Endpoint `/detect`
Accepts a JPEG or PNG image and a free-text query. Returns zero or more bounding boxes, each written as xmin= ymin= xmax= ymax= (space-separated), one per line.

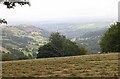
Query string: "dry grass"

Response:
xmin=2 ymin=53 xmax=119 ymax=77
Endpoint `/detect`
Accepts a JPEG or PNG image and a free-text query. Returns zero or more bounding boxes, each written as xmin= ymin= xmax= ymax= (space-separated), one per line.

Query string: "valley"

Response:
xmin=0 ymin=22 xmax=113 ymax=59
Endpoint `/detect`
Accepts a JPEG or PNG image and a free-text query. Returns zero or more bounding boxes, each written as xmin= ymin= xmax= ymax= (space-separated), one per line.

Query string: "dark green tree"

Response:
xmin=0 ymin=0 xmax=30 ymax=9
xmin=2 ymin=53 xmax=18 ymax=61
xmin=37 ymin=32 xmax=86 ymax=58
xmin=2 ymin=52 xmax=29 ymax=61
xmin=100 ymin=22 xmax=120 ymax=53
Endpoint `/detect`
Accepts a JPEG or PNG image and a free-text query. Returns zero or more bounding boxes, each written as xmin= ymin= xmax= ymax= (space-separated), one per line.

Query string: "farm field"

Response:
xmin=2 ymin=53 xmax=120 ymax=78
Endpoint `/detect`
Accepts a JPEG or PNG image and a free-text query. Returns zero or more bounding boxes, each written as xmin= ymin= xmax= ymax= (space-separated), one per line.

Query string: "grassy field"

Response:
xmin=2 ymin=53 xmax=119 ymax=77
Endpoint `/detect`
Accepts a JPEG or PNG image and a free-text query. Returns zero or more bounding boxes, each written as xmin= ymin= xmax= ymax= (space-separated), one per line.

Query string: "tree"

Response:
xmin=2 ymin=53 xmax=18 ymax=61
xmin=0 ymin=0 xmax=30 ymax=9
xmin=0 ymin=0 xmax=31 ymax=24
xmin=100 ymin=22 xmax=120 ymax=53
xmin=0 ymin=19 xmax=7 ymax=24
xmin=2 ymin=52 xmax=29 ymax=61
xmin=37 ymin=32 xmax=86 ymax=58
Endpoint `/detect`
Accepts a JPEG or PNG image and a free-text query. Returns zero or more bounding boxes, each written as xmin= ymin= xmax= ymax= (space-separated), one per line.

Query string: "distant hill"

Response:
xmin=38 ymin=22 xmax=111 ymax=38
xmin=16 ymin=25 xmax=50 ymax=37
xmin=75 ymin=28 xmax=108 ymax=54
xmin=37 ymin=22 xmax=111 ymax=54
xmin=0 ymin=25 xmax=50 ymax=58
xmin=79 ymin=28 xmax=108 ymax=38
xmin=0 ymin=22 xmax=112 ymax=58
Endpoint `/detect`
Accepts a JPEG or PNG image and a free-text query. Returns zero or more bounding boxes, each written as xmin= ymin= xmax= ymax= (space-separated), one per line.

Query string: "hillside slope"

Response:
xmin=2 ymin=53 xmax=119 ymax=77
xmin=39 ymin=22 xmax=111 ymax=54
xmin=0 ymin=25 xmax=50 ymax=58
xmin=75 ymin=28 xmax=108 ymax=54
xmin=39 ymin=22 xmax=111 ymax=38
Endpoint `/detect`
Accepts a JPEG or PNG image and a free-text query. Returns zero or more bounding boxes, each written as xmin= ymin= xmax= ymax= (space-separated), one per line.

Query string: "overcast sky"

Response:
xmin=0 ymin=0 xmax=119 ymax=24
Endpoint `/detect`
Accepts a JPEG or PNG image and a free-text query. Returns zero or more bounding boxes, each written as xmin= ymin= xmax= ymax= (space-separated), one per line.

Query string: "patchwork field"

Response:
xmin=2 ymin=53 xmax=120 ymax=77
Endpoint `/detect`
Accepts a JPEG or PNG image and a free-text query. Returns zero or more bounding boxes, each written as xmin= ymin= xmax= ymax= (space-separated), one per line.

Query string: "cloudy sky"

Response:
xmin=0 ymin=0 xmax=119 ymax=24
